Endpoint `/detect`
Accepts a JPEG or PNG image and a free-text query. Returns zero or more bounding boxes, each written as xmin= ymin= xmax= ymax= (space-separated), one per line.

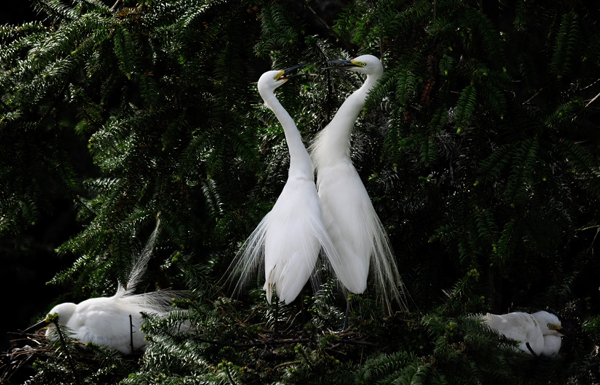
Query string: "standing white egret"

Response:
xmin=310 ymin=55 xmax=405 ymax=313
xmin=227 ymin=65 xmax=342 ymax=305
xmin=22 ymin=219 xmax=179 ymax=354
xmin=482 ymin=311 xmax=564 ymax=356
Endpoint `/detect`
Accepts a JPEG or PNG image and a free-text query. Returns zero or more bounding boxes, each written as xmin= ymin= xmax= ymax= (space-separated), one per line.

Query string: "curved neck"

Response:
xmin=313 ymin=73 xmax=381 ymax=167
xmin=261 ymin=92 xmax=313 ymax=179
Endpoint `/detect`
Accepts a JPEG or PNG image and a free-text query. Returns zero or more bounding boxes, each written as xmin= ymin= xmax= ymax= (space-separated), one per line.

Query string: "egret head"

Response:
xmin=258 ymin=64 xmax=307 ymax=97
xmin=325 ymin=54 xmax=383 ymax=77
xmin=47 ymin=303 xmax=77 ymax=326
xmin=21 ymin=302 xmax=77 ymax=334
xmin=532 ymin=311 xmax=564 ymax=336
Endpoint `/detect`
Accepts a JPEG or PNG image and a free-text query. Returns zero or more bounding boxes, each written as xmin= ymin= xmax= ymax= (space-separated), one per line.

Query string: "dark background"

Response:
xmin=0 ymin=2 xmax=70 ymax=352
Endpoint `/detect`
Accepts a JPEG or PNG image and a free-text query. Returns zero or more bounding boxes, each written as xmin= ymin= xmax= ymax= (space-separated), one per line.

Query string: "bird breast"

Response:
xmin=542 ymin=335 xmax=562 ymax=356
xmin=263 ymin=178 xmax=324 ymax=304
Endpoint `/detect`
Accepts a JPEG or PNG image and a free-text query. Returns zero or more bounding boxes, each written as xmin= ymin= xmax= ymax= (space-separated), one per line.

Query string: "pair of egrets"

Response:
xmin=227 ymin=55 xmax=405 ymax=315
xmin=22 ymin=55 xmax=400 ymax=354
xmin=483 ymin=311 xmax=565 ymax=356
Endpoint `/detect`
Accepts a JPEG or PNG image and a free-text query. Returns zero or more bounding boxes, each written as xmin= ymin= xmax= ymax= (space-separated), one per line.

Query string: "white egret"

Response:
xmin=227 ymin=65 xmax=342 ymax=305
xmin=310 ymin=55 xmax=405 ymax=313
xmin=482 ymin=311 xmax=564 ymax=356
xmin=22 ymin=219 xmax=180 ymax=354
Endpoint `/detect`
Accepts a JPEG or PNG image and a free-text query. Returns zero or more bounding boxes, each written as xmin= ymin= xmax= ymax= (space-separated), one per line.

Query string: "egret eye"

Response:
xmin=274 ymin=70 xmax=285 ymax=80
xmin=351 ymin=60 xmax=367 ymax=67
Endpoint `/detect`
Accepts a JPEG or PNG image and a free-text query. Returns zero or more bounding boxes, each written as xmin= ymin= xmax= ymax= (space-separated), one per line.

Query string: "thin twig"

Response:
xmin=53 ymin=322 xmax=82 ymax=385
xmin=337 ymin=339 xmax=380 ymax=347
xmin=585 ymin=92 xmax=600 ymax=107
xmin=110 ymin=0 xmax=120 ymax=12
xmin=80 ymin=105 xmax=102 ymax=128
xmin=592 ymin=227 xmax=600 ymax=255
xmin=525 ymin=342 xmax=538 ymax=357
xmin=305 ymin=5 xmax=356 ymax=56
xmin=272 ymin=360 xmax=301 ymax=370
xmin=576 ymin=224 xmax=600 ymax=232
xmin=129 ymin=314 xmax=135 ymax=354
xmin=74 ymin=195 xmax=97 ymax=216
xmin=193 ymin=336 xmax=311 ymax=348
xmin=523 ymin=89 xmax=542 ymax=105
xmin=36 ymin=83 xmax=69 ymax=130
xmin=192 ymin=334 xmax=380 ymax=349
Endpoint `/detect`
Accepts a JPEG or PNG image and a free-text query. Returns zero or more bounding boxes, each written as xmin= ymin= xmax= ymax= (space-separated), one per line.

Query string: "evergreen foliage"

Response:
xmin=2 ymin=0 xmax=600 ymax=383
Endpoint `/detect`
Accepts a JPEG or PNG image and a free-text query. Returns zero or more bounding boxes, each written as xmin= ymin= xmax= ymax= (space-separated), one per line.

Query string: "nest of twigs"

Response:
xmin=0 ymin=330 xmax=143 ymax=385
xmin=1 ymin=331 xmax=51 ymax=384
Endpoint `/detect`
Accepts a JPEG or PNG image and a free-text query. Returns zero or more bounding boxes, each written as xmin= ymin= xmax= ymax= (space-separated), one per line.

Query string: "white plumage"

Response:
xmin=542 ymin=334 xmax=563 ymax=357
xmin=23 ymin=219 xmax=179 ymax=354
xmin=482 ymin=310 xmax=563 ymax=356
xmin=227 ymin=66 xmax=342 ymax=305
xmin=310 ymin=55 xmax=405 ymax=311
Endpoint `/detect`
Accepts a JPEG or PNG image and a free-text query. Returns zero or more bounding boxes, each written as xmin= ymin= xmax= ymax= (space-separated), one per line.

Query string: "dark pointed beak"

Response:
xmin=322 ymin=59 xmax=356 ymax=70
xmin=281 ymin=63 xmax=307 ymax=80
xmin=21 ymin=319 xmax=50 ymax=334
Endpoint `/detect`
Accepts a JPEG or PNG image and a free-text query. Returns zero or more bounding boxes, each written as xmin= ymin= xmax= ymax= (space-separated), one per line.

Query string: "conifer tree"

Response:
xmin=2 ymin=0 xmax=600 ymax=383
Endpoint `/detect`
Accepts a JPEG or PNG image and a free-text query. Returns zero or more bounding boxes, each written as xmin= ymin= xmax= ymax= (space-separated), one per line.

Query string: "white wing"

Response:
xmin=316 ymin=159 xmax=405 ymax=311
xmin=483 ymin=312 xmax=544 ymax=355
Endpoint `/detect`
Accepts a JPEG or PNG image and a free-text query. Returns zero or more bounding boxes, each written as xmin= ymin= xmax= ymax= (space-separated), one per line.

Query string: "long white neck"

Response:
xmin=311 ymin=73 xmax=381 ymax=169
xmin=261 ymin=91 xmax=313 ymax=179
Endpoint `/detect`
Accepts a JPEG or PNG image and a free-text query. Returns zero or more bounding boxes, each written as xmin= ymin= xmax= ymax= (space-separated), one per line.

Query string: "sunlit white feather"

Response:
xmin=43 ymin=220 xmax=180 ymax=354
xmin=227 ymin=69 xmax=342 ymax=305
xmin=310 ymin=55 xmax=405 ymax=311
xmin=482 ymin=310 xmax=563 ymax=356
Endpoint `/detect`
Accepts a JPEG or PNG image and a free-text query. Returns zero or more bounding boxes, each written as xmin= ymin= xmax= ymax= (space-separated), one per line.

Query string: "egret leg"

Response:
xmin=300 ymin=293 xmax=309 ymax=338
xmin=342 ymin=295 xmax=364 ymax=330
xmin=273 ymin=299 xmax=279 ymax=339
xmin=343 ymin=299 xmax=350 ymax=331
xmin=359 ymin=301 xmax=363 ymax=320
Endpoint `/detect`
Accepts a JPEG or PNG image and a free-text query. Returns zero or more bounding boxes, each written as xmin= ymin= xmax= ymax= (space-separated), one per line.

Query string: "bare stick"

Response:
xmin=525 ymin=342 xmax=538 ymax=357
xmin=129 ymin=314 xmax=135 ymax=354
xmin=53 ymin=322 xmax=81 ymax=385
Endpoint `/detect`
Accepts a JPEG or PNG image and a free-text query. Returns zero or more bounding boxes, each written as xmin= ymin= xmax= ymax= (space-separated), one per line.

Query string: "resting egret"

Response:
xmin=227 ymin=65 xmax=342 ymax=305
xmin=310 ymin=55 xmax=405 ymax=312
xmin=482 ymin=311 xmax=563 ymax=356
xmin=22 ymin=220 xmax=179 ymax=354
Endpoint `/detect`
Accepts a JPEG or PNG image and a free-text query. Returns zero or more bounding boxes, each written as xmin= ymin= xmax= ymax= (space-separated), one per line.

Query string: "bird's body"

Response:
xmin=262 ymin=174 xmax=327 ymax=303
xmin=482 ymin=311 xmax=563 ymax=356
xmin=24 ymin=220 xmax=178 ymax=354
xmin=315 ymin=161 xmax=374 ymax=293
xmin=45 ymin=291 xmax=171 ymax=354
xmin=310 ymin=55 xmax=404 ymax=309
xmin=229 ymin=66 xmax=341 ymax=305
xmin=542 ymin=335 xmax=562 ymax=356
xmin=483 ymin=312 xmax=545 ymax=355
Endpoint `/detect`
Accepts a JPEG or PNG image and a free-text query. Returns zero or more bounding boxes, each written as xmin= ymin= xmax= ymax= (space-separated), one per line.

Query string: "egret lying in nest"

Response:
xmin=482 ymin=310 xmax=564 ymax=357
xmin=22 ymin=219 xmax=183 ymax=354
